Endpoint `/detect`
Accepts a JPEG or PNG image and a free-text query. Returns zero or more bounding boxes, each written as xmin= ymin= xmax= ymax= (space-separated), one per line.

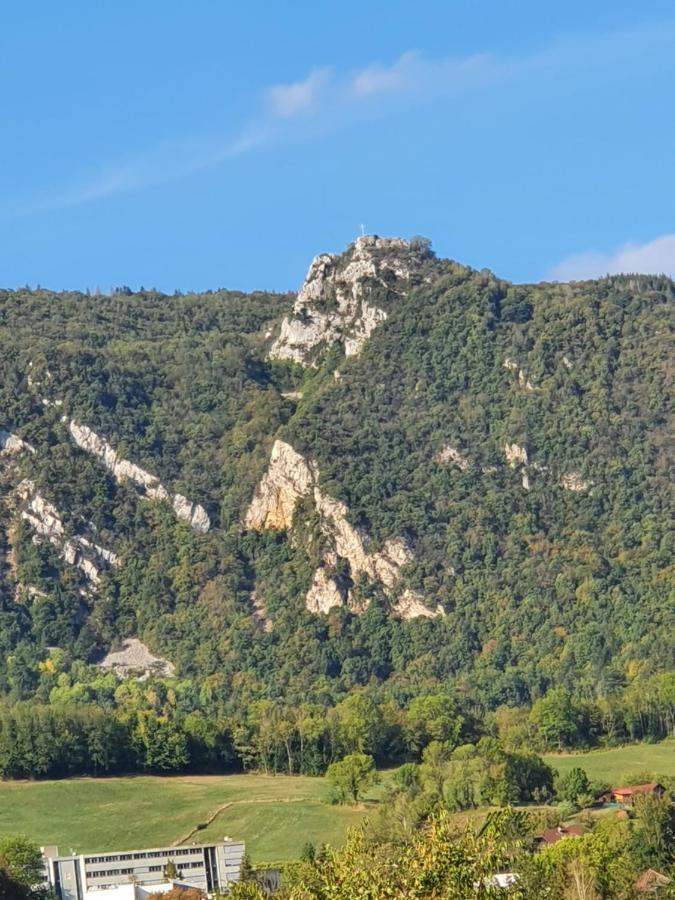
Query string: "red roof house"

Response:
xmin=610 ymin=783 xmax=665 ymax=805
xmin=535 ymin=824 xmax=586 ymax=848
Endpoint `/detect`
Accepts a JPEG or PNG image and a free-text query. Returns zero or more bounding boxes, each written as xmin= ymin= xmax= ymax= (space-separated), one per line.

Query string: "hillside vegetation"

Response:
xmin=0 ymin=236 xmax=672 ymax=779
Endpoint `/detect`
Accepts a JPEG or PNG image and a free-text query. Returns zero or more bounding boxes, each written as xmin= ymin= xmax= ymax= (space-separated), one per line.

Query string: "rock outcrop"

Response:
xmin=560 ymin=472 xmax=592 ymax=492
xmin=0 ymin=429 xmax=35 ymax=456
xmin=435 ymin=445 xmax=469 ymax=471
xmin=17 ymin=480 xmax=119 ymax=587
xmin=393 ymin=590 xmax=445 ymax=621
xmin=270 ymin=235 xmax=434 ymax=365
xmin=247 ymin=439 xmax=438 ymax=618
xmin=504 ymin=443 xmax=530 ymax=491
xmin=305 ymin=563 xmax=348 ymax=614
xmin=100 ymin=638 xmax=175 ymax=680
xmin=504 ymin=443 xmax=528 ymax=468
xmin=245 ymin=440 xmax=315 ymax=530
xmin=68 ymin=421 xmax=210 ymax=532
xmin=503 ymin=358 xmax=534 ymax=391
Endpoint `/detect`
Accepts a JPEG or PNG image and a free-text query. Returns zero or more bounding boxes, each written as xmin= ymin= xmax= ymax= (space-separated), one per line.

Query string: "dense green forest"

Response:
xmin=0 ymin=236 xmax=672 ymax=777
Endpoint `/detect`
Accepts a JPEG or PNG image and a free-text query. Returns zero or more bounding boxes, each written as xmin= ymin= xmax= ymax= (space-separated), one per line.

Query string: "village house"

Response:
xmin=534 ymin=824 xmax=586 ymax=849
xmin=600 ymin=783 xmax=666 ymax=806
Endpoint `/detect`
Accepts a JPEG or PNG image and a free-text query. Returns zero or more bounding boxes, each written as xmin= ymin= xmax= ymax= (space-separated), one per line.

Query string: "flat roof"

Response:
xmin=43 ymin=840 xmax=244 ymax=862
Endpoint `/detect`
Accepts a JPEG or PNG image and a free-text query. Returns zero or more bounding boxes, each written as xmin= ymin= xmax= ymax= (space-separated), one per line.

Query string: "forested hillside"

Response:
xmin=0 ymin=236 xmax=672 ymax=777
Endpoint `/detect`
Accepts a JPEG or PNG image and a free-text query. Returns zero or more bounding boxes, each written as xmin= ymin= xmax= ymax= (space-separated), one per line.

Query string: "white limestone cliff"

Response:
xmin=504 ymin=443 xmax=528 ymax=467
xmin=245 ymin=440 xmax=315 ymax=531
xmin=16 ymin=480 xmax=119 ymax=587
xmin=270 ymin=235 xmax=429 ymax=366
xmin=246 ymin=439 xmax=438 ymax=619
xmin=435 ymin=445 xmax=470 ymax=471
xmin=68 ymin=421 xmax=210 ymax=532
xmin=393 ymin=590 xmax=445 ymax=621
xmin=305 ymin=564 xmax=347 ymax=614
xmin=0 ymin=429 xmax=35 ymax=456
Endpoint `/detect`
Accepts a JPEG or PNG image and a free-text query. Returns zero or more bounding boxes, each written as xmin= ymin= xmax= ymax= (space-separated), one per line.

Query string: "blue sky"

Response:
xmin=1 ymin=1 xmax=674 ymax=293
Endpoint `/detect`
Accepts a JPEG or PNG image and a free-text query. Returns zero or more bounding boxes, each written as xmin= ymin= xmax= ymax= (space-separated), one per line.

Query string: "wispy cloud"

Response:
xmin=549 ymin=234 xmax=675 ymax=280
xmin=267 ymin=67 xmax=332 ymax=118
xmin=352 ymin=51 xmax=422 ymax=97
xmin=11 ymin=126 xmax=271 ymax=216
xmin=6 ymin=20 xmax=674 ymax=218
xmin=351 ymin=49 xmax=500 ymax=99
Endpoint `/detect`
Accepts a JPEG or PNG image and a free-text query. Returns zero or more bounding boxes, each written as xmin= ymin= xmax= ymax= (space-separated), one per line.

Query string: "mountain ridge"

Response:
xmin=0 ymin=236 xmax=672 ymax=712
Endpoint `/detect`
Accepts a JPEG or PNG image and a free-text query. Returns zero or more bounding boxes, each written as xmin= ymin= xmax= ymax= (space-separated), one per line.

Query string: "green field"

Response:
xmin=1 ymin=743 xmax=671 ymax=864
xmin=0 ymin=772 xmax=382 ymax=863
xmin=544 ymin=740 xmax=675 ymax=784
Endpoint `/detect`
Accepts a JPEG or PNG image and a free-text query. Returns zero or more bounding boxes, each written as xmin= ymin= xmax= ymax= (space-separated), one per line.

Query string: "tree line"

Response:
xmin=1 ymin=673 xmax=673 ymax=780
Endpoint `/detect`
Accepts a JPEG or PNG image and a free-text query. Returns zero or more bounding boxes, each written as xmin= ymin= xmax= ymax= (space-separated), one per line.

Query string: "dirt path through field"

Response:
xmin=173 ymin=796 xmax=315 ymax=845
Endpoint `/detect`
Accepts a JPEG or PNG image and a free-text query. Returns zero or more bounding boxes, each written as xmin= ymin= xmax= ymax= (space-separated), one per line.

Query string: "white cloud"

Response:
xmin=266 ymin=68 xmax=332 ymax=118
xmin=350 ymin=50 xmax=498 ymax=100
xmin=549 ymin=234 xmax=675 ymax=281
xmin=352 ymin=51 xmax=421 ymax=97
xmin=7 ymin=21 xmax=674 ymax=218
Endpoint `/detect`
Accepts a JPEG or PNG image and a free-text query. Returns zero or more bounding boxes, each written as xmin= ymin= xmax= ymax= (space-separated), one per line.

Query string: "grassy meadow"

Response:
xmin=0 ymin=742 xmax=672 ymax=863
xmin=0 ymin=772 xmax=383 ymax=863
xmin=543 ymin=739 xmax=675 ymax=784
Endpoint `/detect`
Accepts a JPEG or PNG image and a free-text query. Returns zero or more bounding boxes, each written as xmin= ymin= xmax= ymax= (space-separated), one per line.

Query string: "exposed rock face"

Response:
xmin=435 ymin=445 xmax=469 ymax=471
xmin=504 ymin=443 xmax=528 ymax=467
xmin=392 ymin=590 xmax=445 ymax=621
xmin=0 ymin=429 xmax=34 ymax=456
xmin=16 ymin=480 xmax=119 ymax=587
xmin=172 ymin=493 xmax=211 ymax=533
xmin=247 ymin=439 xmax=436 ymax=618
xmin=245 ymin=440 xmax=315 ymax=530
xmin=100 ymin=638 xmax=175 ymax=680
xmin=305 ymin=564 xmax=347 ymax=614
xmin=270 ymin=235 xmax=432 ymax=366
xmin=560 ymin=472 xmax=592 ymax=492
xmin=503 ymin=358 xmax=534 ymax=390
xmin=504 ymin=443 xmax=530 ymax=490
xmin=68 ymin=421 xmax=210 ymax=532
xmin=312 ymin=491 xmax=413 ymax=589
